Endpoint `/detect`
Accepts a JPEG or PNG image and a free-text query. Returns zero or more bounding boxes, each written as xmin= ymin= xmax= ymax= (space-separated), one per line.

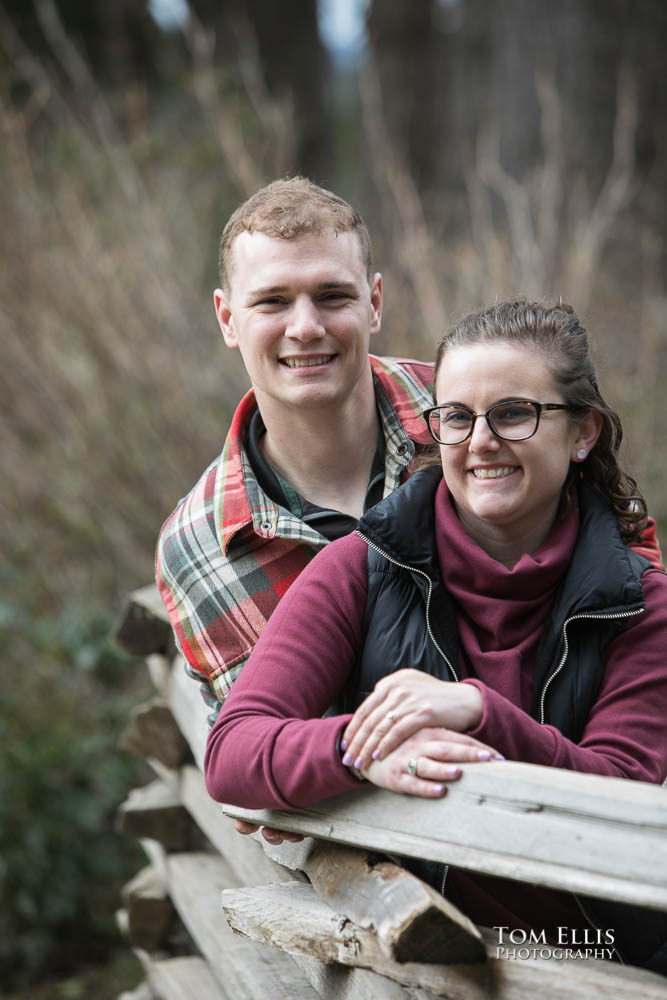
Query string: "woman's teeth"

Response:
xmin=472 ymin=466 xmax=517 ymax=479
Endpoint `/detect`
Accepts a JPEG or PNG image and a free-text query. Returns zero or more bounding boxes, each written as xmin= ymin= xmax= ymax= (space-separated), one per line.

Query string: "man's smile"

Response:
xmin=279 ymin=354 xmax=336 ymax=368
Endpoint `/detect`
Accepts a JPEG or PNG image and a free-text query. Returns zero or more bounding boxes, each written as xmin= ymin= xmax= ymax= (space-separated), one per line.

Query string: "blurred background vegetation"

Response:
xmin=1 ymin=0 xmax=665 ymax=995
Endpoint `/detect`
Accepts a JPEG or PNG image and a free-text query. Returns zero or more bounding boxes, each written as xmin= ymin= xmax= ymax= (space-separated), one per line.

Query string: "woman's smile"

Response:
xmin=470 ymin=465 xmax=519 ymax=480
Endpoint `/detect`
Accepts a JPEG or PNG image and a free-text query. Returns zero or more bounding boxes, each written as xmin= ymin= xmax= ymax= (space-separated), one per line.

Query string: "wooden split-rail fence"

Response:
xmin=114 ymin=584 xmax=667 ymax=1000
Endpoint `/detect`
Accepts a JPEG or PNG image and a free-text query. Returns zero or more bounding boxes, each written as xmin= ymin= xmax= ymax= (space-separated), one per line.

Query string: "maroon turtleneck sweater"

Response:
xmin=205 ymin=482 xmax=667 ymax=932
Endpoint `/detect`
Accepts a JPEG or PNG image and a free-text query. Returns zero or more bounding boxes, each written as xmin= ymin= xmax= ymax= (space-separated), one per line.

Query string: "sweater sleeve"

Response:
xmin=204 ymin=531 xmax=370 ymax=809
xmin=465 ymin=567 xmax=667 ymax=783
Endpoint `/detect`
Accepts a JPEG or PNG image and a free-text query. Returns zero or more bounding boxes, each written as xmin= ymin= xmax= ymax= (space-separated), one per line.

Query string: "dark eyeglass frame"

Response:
xmin=424 ymin=399 xmax=573 ymax=445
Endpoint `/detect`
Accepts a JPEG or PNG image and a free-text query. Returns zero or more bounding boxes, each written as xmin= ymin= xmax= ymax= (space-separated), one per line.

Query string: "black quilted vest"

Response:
xmin=343 ymin=467 xmax=648 ymax=739
xmin=341 ymin=467 xmax=667 ymax=974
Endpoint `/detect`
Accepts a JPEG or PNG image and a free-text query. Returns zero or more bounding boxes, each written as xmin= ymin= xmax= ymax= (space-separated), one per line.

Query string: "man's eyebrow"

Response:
xmin=316 ymin=280 xmax=359 ymax=292
xmin=245 ymin=284 xmax=288 ymax=302
xmin=246 ymin=280 xmax=360 ymax=303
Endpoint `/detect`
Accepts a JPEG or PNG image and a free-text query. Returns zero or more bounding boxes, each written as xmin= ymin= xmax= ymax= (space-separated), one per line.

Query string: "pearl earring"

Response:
xmin=576 ymin=449 xmax=587 ymax=460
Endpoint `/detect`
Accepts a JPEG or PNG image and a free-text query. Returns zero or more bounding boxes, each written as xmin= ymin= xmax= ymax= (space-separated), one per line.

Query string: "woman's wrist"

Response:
xmin=460 ymin=681 xmax=484 ymax=731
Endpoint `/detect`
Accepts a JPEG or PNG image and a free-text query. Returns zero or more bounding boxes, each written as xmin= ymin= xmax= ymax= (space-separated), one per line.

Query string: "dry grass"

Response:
xmin=1 ymin=6 xmax=665 ymax=626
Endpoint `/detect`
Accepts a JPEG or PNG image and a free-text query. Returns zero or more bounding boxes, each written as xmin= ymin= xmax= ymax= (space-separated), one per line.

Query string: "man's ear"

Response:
xmin=369 ymin=273 xmax=383 ymax=339
xmin=572 ymin=409 xmax=603 ymax=462
xmin=214 ymin=289 xmax=238 ymax=348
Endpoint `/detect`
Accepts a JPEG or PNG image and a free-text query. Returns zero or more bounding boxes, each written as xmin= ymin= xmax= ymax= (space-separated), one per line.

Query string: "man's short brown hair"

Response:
xmin=218 ymin=177 xmax=374 ymax=293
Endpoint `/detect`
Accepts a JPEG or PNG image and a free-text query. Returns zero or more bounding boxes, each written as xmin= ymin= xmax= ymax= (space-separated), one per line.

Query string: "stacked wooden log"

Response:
xmin=115 ymin=586 xmax=667 ymax=1000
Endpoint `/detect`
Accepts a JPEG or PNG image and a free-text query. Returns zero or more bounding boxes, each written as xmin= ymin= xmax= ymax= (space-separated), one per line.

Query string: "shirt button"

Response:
xmin=260 ymin=521 xmax=273 ymax=532
xmin=397 ymin=444 xmax=408 ymax=456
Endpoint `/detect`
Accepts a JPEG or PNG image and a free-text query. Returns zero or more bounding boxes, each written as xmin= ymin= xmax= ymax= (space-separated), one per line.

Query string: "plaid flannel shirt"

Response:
xmin=156 ymin=355 xmax=435 ymax=719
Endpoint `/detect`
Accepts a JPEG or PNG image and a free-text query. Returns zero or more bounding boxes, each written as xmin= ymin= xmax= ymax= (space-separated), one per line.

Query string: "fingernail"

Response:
xmin=493 ymin=754 xmax=506 ymax=761
xmin=354 ymin=756 xmax=363 ymax=770
xmin=342 ymin=753 xmax=351 ymax=766
xmin=447 ymin=766 xmax=459 ymax=777
xmin=372 ymin=749 xmax=380 ymax=760
xmin=340 ymin=739 xmax=349 ymax=751
xmin=477 ymin=750 xmax=492 ymax=760
xmin=433 ymin=784 xmax=444 ymax=794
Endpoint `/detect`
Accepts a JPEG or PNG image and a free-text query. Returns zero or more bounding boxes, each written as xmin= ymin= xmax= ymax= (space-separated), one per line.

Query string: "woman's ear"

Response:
xmin=572 ymin=410 xmax=603 ymax=462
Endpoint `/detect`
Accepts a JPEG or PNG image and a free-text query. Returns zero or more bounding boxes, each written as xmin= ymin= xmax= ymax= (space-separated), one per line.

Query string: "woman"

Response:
xmin=205 ymin=300 xmax=667 ymax=970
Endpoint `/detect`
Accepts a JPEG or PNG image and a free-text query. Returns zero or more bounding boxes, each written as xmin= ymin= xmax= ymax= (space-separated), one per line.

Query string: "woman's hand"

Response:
xmin=233 ymin=820 xmax=304 ymax=845
xmin=342 ymin=670 xmax=492 ymax=771
xmin=360 ymin=727 xmax=499 ymax=798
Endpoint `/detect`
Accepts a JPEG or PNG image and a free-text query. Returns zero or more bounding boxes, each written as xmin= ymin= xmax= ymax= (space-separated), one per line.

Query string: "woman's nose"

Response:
xmin=468 ymin=414 xmax=501 ymax=453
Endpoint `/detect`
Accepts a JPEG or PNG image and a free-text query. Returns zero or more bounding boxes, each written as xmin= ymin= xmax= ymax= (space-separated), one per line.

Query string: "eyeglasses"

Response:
xmin=424 ymin=399 xmax=572 ymax=445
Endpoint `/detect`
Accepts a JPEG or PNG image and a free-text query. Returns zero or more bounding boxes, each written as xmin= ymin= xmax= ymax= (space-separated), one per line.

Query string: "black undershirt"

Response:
xmin=246 ymin=409 xmax=386 ymax=541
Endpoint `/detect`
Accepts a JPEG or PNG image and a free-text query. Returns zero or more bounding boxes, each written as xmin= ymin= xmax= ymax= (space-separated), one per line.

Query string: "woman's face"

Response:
xmin=434 ymin=343 xmax=591 ymax=556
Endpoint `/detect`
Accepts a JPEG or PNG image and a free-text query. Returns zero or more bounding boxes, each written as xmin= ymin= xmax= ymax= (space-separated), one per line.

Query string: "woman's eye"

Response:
xmin=443 ymin=409 xmax=471 ymax=426
xmin=495 ymin=404 xmax=534 ymax=423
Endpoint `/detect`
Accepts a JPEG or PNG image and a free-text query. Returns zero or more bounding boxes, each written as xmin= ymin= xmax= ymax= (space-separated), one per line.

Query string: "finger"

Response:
xmin=342 ymin=690 xmax=391 ymax=749
xmin=234 ymin=820 xmax=260 ymax=836
xmin=385 ymin=774 xmax=449 ymax=798
xmin=411 ymin=756 xmax=463 ymax=782
xmin=261 ymin=827 xmax=292 ymax=845
xmin=343 ymin=700 xmax=401 ymax=766
xmin=343 ymin=670 xmax=421 ymax=748
xmin=369 ymin=726 xmax=504 ymax=768
xmin=259 ymin=827 xmax=303 ymax=844
xmin=420 ymin=737 xmax=504 ymax=762
xmin=369 ymin=713 xmax=430 ymax=762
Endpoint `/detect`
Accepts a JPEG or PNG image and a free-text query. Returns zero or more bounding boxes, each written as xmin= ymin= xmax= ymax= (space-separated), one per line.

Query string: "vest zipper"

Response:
xmin=356 ymin=530 xmax=457 ymax=900
xmin=540 ymin=605 xmax=643 ymax=960
xmin=538 ymin=607 xmax=644 ymax=724
xmin=356 ymin=531 xmax=459 ymax=683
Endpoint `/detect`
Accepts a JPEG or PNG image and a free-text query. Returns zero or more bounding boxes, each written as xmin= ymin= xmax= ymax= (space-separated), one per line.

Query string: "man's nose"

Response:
xmin=468 ymin=414 xmax=501 ymax=453
xmin=285 ymin=296 xmax=326 ymax=340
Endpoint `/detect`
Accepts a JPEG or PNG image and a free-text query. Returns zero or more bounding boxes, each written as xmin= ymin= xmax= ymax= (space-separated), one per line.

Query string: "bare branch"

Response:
xmin=566 ymin=65 xmax=638 ymax=308
xmin=186 ymin=8 xmax=264 ymax=197
xmin=476 ymin=128 xmax=543 ymax=294
xmin=535 ymin=72 xmax=563 ymax=289
xmin=360 ymin=54 xmax=447 ymax=338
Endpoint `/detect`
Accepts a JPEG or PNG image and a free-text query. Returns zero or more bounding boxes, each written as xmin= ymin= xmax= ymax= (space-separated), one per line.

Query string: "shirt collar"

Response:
xmin=215 ymin=356 xmax=434 ymax=551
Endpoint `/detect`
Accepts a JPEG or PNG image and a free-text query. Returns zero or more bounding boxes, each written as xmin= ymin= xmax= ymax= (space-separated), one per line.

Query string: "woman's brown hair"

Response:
xmin=431 ymin=300 xmax=647 ymax=544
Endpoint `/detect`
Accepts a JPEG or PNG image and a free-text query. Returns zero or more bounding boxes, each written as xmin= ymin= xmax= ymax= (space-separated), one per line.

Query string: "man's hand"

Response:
xmin=360 ymin=727 xmax=502 ymax=798
xmin=342 ymin=671 xmax=496 ymax=771
xmin=233 ymin=819 xmax=304 ymax=845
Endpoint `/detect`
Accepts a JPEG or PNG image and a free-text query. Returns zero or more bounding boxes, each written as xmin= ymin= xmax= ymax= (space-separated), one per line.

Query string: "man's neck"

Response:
xmin=256 ymin=388 xmax=381 ymax=521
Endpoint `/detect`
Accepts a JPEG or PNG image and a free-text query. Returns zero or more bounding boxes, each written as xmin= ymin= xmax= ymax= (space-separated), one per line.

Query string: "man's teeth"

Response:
xmin=473 ymin=467 xmax=517 ymax=479
xmin=282 ymin=356 xmax=333 ymax=368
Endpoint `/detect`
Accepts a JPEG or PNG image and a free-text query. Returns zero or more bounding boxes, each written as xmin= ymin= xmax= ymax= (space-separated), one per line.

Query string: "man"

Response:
xmin=156 ymin=177 xmax=435 ymax=722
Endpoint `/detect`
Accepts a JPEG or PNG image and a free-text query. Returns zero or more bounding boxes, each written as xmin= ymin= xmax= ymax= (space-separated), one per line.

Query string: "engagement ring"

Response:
xmin=406 ymin=758 xmax=418 ymax=776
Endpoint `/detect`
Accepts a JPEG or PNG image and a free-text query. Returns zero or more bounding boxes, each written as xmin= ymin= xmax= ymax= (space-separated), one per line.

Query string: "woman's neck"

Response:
xmin=454 ymin=497 xmax=562 ymax=569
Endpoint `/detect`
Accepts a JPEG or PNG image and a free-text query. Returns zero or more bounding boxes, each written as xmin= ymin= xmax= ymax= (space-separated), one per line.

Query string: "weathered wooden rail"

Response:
xmin=114 ymin=585 xmax=667 ymax=1000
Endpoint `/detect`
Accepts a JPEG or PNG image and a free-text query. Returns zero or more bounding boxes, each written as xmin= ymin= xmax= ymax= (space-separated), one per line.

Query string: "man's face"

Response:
xmin=214 ymin=230 xmax=382 ymax=415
